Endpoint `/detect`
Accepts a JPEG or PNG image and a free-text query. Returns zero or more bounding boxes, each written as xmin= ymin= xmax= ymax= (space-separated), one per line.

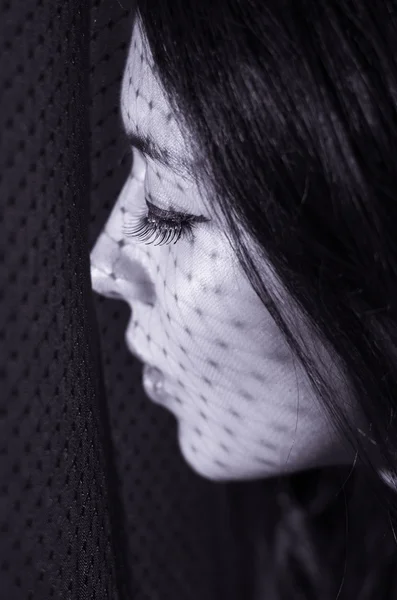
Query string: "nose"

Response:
xmin=90 ymin=228 xmax=156 ymax=309
xmin=90 ymin=170 xmax=157 ymax=308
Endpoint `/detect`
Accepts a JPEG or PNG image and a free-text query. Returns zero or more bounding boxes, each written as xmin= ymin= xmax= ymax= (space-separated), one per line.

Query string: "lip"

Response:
xmin=142 ymin=363 xmax=170 ymax=404
xmin=125 ymin=334 xmax=172 ymax=404
xmin=125 ymin=333 xmax=147 ymax=364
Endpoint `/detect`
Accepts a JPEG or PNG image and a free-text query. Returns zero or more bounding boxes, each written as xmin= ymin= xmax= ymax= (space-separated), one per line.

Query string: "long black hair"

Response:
xmin=133 ymin=1 xmax=397 ymax=597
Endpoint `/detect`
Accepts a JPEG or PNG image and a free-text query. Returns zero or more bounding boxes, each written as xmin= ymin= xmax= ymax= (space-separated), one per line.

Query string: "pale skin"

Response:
xmin=90 ymin=16 xmax=358 ymax=482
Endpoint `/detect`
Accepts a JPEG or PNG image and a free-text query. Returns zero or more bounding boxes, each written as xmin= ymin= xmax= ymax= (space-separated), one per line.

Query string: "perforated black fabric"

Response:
xmin=0 ymin=1 xmax=121 ymax=598
xmin=0 ymin=2 xmax=252 ymax=599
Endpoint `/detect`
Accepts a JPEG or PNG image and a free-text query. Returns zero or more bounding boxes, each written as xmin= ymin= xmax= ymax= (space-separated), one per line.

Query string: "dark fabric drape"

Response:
xmin=0 ymin=1 xmax=121 ymax=598
xmin=0 ymin=1 xmax=251 ymax=599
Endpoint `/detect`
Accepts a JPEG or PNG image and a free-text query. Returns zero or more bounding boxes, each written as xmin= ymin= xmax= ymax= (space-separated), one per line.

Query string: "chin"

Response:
xmin=176 ymin=426 xmax=273 ymax=482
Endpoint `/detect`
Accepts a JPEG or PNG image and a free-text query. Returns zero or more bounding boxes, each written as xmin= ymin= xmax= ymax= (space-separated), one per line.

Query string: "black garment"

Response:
xmin=0 ymin=2 xmax=260 ymax=598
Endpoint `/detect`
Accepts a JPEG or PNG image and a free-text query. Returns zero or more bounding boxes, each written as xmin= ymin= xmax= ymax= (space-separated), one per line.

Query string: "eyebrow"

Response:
xmin=126 ymin=130 xmax=196 ymax=178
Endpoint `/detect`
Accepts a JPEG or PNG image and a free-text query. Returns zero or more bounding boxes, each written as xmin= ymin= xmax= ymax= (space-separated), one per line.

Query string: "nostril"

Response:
xmin=105 ymin=290 xmax=125 ymax=300
xmin=90 ymin=260 xmax=156 ymax=308
xmin=113 ymin=256 xmax=156 ymax=306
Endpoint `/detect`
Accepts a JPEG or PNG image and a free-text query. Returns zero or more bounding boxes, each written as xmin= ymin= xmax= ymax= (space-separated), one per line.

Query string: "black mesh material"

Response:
xmin=0 ymin=2 xmax=252 ymax=599
xmin=0 ymin=1 xmax=121 ymax=598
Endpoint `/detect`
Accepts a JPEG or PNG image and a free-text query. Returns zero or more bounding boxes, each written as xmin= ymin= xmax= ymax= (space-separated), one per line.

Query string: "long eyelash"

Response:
xmin=121 ymin=201 xmax=200 ymax=246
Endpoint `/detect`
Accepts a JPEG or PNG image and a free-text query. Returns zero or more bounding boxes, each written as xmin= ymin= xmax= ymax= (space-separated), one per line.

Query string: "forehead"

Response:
xmin=120 ymin=19 xmax=191 ymax=161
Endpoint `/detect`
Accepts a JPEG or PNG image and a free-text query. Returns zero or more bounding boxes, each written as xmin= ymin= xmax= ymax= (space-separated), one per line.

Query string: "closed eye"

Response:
xmin=122 ymin=196 xmax=210 ymax=246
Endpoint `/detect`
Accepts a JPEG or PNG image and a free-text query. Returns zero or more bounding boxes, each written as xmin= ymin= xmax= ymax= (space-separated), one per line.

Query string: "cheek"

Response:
xmin=145 ymin=244 xmax=351 ymax=477
xmin=145 ymin=232 xmax=290 ymax=410
xmin=162 ymin=236 xmax=289 ymax=369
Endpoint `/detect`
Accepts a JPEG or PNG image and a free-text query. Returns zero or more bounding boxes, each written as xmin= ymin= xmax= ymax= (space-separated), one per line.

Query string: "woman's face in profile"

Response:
xmin=90 ymin=17 xmax=356 ymax=481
